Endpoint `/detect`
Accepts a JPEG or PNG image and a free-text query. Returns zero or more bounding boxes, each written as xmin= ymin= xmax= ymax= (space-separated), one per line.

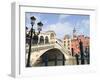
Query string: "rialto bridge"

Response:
xmin=26 ymin=31 xmax=76 ymax=66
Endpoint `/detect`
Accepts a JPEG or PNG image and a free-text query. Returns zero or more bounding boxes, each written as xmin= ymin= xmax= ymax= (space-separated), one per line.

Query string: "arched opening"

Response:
xmin=50 ymin=33 xmax=55 ymax=44
xmin=50 ymin=33 xmax=54 ymax=39
xmin=45 ymin=36 xmax=49 ymax=44
xmin=39 ymin=36 xmax=44 ymax=44
xmin=33 ymin=48 xmax=65 ymax=66
xmin=32 ymin=34 xmax=38 ymax=45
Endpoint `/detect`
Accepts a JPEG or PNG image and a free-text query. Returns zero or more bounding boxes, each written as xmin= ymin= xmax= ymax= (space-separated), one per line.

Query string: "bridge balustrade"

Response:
xmin=26 ymin=43 xmax=55 ymax=53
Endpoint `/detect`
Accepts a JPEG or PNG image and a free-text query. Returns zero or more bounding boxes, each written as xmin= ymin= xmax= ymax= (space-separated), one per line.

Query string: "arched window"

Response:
xmin=39 ymin=36 xmax=44 ymax=44
xmin=45 ymin=36 xmax=49 ymax=44
xmin=50 ymin=33 xmax=54 ymax=39
xmin=32 ymin=34 xmax=38 ymax=45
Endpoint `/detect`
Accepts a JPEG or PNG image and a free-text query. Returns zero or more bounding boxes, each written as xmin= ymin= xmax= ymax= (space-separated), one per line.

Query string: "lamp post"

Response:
xmin=37 ymin=21 xmax=43 ymax=33
xmin=26 ymin=16 xmax=36 ymax=67
xmin=85 ymin=47 xmax=90 ymax=64
xmin=87 ymin=47 xmax=90 ymax=64
xmin=79 ymin=40 xmax=85 ymax=64
xmin=26 ymin=16 xmax=43 ymax=67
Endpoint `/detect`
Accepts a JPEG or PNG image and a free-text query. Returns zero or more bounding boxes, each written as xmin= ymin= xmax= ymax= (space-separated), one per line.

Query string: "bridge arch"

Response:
xmin=32 ymin=48 xmax=68 ymax=66
xmin=29 ymin=39 xmax=73 ymax=66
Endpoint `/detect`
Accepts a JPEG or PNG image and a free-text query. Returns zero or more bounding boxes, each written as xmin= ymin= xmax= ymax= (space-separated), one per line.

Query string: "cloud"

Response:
xmin=58 ymin=15 xmax=70 ymax=23
xmin=42 ymin=16 xmax=90 ymax=39
xmin=76 ymin=19 xmax=90 ymax=36
xmin=25 ymin=13 xmax=90 ymax=38
xmin=59 ymin=15 xmax=70 ymax=20
xmin=25 ymin=13 xmax=44 ymax=31
xmin=43 ymin=22 xmax=73 ymax=39
xmin=42 ymin=14 xmax=73 ymax=38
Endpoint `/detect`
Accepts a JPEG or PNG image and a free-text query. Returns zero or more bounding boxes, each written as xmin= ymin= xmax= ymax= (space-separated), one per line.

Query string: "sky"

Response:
xmin=25 ymin=12 xmax=90 ymax=39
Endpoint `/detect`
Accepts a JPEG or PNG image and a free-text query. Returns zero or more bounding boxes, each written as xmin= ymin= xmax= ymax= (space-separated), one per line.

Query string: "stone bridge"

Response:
xmin=26 ymin=39 xmax=76 ymax=66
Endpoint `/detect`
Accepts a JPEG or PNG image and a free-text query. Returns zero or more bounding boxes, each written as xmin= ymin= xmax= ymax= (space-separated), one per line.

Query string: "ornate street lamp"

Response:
xmin=26 ymin=16 xmax=43 ymax=67
xmin=37 ymin=21 xmax=43 ymax=33
xmin=30 ymin=16 xmax=36 ymax=27
xmin=26 ymin=16 xmax=36 ymax=67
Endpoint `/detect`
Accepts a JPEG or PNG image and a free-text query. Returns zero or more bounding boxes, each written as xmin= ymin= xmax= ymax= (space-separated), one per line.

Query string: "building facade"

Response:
xmin=63 ymin=28 xmax=90 ymax=56
xmin=63 ymin=35 xmax=72 ymax=55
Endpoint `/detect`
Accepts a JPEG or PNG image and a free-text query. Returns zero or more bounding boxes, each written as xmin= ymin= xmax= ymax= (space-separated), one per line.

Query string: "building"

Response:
xmin=63 ymin=35 xmax=71 ymax=55
xmin=63 ymin=28 xmax=90 ymax=56
xmin=71 ymin=28 xmax=90 ymax=56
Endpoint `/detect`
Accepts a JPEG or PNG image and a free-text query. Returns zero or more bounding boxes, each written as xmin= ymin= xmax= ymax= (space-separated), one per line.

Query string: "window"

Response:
xmin=50 ymin=33 xmax=54 ymax=39
xmin=39 ymin=36 xmax=44 ymax=44
xmin=45 ymin=36 xmax=49 ymax=44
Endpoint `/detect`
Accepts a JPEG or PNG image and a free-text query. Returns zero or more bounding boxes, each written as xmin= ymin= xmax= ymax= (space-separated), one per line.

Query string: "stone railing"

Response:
xmin=26 ymin=43 xmax=55 ymax=53
xmin=56 ymin=39 xmax=69 ymax=54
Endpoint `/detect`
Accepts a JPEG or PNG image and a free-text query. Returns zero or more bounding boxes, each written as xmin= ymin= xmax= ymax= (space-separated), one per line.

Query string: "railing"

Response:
xmin=26 ymin=43 xmax=55 ymax=53
xmin=26 ymin=38 xmax=70 ymax=55
xmin=55 ymin=39 xmax=69 ymax=55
